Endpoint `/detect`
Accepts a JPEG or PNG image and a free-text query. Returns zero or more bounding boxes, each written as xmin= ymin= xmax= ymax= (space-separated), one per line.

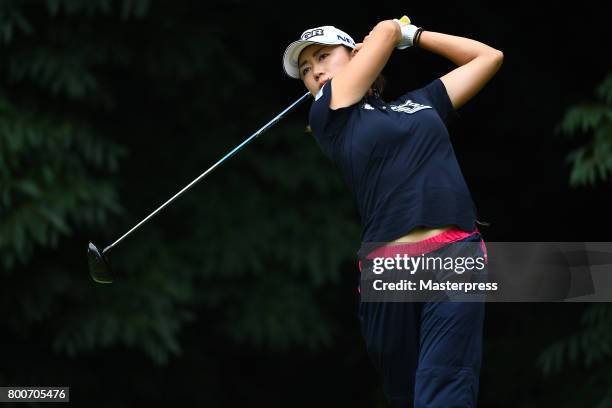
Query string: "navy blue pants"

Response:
xmin=357 ymin=233 xmax=486 ymax=407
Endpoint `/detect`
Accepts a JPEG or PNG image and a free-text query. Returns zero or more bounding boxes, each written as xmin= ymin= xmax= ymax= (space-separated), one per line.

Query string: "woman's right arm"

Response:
xmin=330 ymin=20 xmax=401 ymax=109
xmin=418 ymin=31 xmax=504 ymax=110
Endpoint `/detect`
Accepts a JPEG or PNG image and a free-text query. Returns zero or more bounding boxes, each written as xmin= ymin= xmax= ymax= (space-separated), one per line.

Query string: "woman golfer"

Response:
xmin=282 ymin=16 xmax=502 ymax=407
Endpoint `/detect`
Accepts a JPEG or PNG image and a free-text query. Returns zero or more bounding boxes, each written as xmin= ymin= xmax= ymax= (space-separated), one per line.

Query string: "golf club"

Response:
xmin=88 ymin=91 xmax=312 ymax=284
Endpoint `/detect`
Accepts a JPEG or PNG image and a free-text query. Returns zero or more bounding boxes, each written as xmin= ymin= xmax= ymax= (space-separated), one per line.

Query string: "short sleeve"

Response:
xmin=393 ymin=78 xmax=459 ymax=126
xmin=308 ymin=78 xmax=357 ymax=139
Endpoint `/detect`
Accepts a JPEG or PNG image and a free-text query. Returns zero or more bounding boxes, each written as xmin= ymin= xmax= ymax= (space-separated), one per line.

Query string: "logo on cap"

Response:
xmin=337 ymin=34 xmax=355 ymax=46
xmin=302 ymin=29 xmax=324 ymax=40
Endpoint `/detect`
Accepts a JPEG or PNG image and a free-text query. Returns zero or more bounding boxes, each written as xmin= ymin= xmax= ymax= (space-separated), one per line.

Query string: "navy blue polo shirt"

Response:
xmin=309 ymin=78 xmax=479 ymax=243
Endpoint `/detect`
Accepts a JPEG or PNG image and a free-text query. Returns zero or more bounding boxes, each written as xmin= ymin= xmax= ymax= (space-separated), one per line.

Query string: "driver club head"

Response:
xmin=88 ymin=242 xmax=113 ymax=284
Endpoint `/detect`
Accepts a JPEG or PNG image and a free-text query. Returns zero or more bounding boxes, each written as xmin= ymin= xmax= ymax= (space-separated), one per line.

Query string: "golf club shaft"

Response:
xmin=103 ymin=92 xmax=312 ymax=255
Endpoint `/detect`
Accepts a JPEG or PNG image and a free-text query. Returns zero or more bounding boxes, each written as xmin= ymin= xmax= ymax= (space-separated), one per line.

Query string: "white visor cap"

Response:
xmin=282 ymin=25 xmax=356 ymax=79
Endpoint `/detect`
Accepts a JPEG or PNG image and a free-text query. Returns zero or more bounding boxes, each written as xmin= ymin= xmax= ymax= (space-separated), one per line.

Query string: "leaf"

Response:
xmin=14 ymin=180 xmax=41 ymax=198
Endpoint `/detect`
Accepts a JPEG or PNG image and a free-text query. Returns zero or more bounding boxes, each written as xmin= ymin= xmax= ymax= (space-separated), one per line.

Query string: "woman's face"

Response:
xmin=298 ymin=44 xmax=352 ymax=96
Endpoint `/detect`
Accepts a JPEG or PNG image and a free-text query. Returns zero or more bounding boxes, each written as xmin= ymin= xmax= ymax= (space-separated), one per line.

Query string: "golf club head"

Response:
xmin=88 ymin=242 xmax=113 ymax=284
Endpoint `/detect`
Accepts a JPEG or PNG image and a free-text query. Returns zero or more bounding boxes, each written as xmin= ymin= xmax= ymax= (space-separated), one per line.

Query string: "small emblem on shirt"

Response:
xmin=390 ymin=99 xmax=432 ymax=114
xmin=362 ymin=102 xmax=374 ymax=110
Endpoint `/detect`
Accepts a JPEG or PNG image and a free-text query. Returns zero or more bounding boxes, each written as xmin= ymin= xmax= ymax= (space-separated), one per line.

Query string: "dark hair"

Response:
xmin=372 ymin=74 xmax=386 ymax=98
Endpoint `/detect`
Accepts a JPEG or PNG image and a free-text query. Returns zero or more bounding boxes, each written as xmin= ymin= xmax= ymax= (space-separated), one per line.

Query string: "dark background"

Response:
xmin=1 ymin=1 xmax=611 ymax=407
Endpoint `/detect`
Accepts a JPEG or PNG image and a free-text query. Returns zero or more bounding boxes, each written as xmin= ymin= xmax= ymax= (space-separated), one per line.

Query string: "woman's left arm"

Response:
xmin=418 ymin=31 xmax=503 ymax=110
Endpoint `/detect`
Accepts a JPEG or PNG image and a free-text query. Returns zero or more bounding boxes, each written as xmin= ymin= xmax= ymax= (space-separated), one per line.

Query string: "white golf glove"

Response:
xmin=393 ymin=15 xmax=420 ymax=50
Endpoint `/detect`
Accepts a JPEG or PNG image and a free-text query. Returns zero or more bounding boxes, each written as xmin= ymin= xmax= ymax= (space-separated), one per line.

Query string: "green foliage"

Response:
xmin=0 ymin=1 xmax=33 ymax=44
xmin=0 ymin=0 xmax=361 ymax=381
xmin=595 ymin=74 xmax=612 ymax=104
xmin=537 ymin=303 xmax=612 ymax=406
xmin=52 ymin=229 xmax=197 ymax=365
xmin=537 ymin=304 xmax=612 ymax=375
xmin=172 ymin=121 xmax=360 ymax=351
xmin=45 ymin=0 xmax=151 ymax=19
xmin=539 ymin=72 xmax=612 ymax=407
xmin=0 ymin=96 xmax=126 ymax=272
xmin=0 ymin=0 xmax=199 ymax=369
xmin=556 ymin=73 xmax=612 ymax=187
